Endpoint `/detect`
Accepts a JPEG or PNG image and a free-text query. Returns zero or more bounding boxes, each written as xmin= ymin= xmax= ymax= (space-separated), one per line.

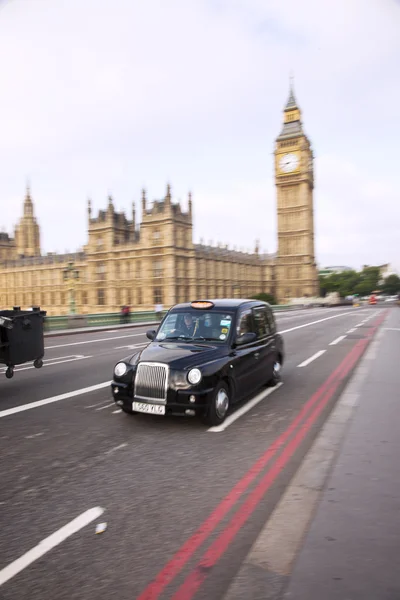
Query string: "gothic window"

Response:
xmin=97 ymin=289 xmax=105 ymax=305
xmin=154 ymin=287 xmax=163 ymax=304
xmin=96 ymin=262 xmax=106 ymax=281
xmin=153 ymin=260 xmax=163 ymax=278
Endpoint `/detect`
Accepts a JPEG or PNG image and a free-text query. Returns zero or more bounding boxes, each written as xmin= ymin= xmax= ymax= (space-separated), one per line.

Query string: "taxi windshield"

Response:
xmin=155 ymin=310 xmax=234 ymax=343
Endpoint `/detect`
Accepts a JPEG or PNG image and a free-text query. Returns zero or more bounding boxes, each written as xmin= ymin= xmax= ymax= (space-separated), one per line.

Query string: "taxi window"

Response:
xmin=162 ymin=313 xmax=178 ymax=333
xmin=253 ymin=306 xmax=271 ymax=338
xmin=236 ymin=309 xmax=253 ymax=336
xmin=266 ymin=307 xmax=276 ymax=333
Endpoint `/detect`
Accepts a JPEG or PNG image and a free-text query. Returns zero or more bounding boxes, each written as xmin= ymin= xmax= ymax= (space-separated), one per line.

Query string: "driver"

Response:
xmin=182 ymin=313 xmax=196 ymax=336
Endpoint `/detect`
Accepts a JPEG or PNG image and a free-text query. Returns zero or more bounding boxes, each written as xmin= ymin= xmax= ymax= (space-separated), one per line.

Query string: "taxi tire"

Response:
xmin=121 ymin=405 xmax=136 ymax=415
xmin=268 ymin=356 xmax=282 ymax=387
xmin=203 ymin=382 xmax=230 ymax=427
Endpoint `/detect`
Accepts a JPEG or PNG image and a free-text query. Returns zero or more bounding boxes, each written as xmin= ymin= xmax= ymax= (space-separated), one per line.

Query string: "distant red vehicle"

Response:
xmin=369 ymin=294 xmax=377 ymax=305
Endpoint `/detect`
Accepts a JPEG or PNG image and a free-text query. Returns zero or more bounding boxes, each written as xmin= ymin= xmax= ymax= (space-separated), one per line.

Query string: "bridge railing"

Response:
xmin=42 ymin=304 xmax=299 ymax=332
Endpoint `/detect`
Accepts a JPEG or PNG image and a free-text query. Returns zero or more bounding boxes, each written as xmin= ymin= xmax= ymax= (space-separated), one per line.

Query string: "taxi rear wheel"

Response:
xmin=268 ymin=356 xmax=282 ymax=387
xmin=204 ymin=382 xmax=230 ymax=426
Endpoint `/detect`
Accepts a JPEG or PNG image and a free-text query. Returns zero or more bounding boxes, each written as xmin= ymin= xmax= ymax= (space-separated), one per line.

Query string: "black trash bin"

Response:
xmin=0 ymin=306 xmax=47 ymax=379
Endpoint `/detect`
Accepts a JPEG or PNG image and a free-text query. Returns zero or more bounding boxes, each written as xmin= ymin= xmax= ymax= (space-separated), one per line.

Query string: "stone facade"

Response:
xmin=0 ymin=85 xmax=318 ymax=315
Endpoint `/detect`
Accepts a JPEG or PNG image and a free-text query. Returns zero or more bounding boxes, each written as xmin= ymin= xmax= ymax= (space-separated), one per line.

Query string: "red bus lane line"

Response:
xmin=137 ymin=342 xmax=365 ymax=599
xmin=138 ymin=312 xmax=388 ymax=600
xmin=171 ymin=337 xmax=372 ymax=600
xmin=171 ymin=314 xmax=389 ymax=599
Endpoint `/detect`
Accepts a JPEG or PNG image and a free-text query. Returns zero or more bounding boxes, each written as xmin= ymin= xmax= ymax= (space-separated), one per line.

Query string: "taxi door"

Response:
xmin=231 ymin=308 xmax=260 ymax=400
xmin=251 ymin=305 xmax=275 ymax=386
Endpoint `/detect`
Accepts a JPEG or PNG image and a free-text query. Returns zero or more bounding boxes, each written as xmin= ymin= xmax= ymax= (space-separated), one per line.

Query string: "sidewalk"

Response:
xmin=284 ymin=307 xmax=400 ymax=599
xmin=223 ymin=306 xmax=400 ymax=600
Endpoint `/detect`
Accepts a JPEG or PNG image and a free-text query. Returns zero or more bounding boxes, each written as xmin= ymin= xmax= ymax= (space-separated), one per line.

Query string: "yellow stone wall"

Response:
xmin=0 ymin=86 xmax=319 ymax=313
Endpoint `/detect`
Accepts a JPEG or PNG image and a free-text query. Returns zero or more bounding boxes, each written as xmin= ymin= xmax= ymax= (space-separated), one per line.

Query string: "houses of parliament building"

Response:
xmin=0 ymin=86 xmax=319 ymax=316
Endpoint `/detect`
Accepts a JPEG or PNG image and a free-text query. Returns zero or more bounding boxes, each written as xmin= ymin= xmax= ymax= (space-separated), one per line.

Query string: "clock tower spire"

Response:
xmin=274 ymin=82 xmax=318 ymax=303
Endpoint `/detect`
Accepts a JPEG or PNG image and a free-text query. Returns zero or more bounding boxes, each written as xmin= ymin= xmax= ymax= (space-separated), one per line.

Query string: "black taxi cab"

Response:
xmin=111 ymin=299 xmax=284 ymax=426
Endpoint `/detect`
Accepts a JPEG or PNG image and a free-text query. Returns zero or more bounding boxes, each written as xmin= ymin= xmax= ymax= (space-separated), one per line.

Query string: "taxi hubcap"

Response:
xmin=273 ymin=361 xmax=281 ymax=374
xmin=215 ymin=389 xmax=229 ymax=419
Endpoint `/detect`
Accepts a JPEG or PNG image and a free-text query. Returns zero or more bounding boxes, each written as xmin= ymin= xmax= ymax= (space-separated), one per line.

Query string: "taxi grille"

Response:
xmin=134 ymin=362 xmax=169 ymax=404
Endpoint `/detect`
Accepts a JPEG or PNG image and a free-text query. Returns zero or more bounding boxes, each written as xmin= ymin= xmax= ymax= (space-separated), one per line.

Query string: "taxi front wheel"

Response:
xmin=204 ymin=382 xmax=230 ymax=426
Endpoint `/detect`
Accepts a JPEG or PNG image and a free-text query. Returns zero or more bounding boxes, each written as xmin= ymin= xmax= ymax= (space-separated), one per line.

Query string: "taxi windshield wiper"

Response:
xmin=193 ymin=336 xmax=220 ymax=342
xmin=162 ymin=335 xmax=192 ymax=341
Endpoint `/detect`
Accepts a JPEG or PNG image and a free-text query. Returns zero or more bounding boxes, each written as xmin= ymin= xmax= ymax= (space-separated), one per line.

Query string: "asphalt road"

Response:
xmin=0 ymin=305 xmax=389 ymax=600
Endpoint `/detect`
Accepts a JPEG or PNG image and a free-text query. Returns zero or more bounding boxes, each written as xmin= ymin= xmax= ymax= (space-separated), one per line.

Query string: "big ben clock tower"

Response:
xmin=274 ymin=82 xmax=318 ymax=303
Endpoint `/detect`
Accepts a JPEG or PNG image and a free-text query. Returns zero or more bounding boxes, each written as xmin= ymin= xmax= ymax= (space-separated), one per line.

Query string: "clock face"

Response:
xmin=279 ymin=153 xmax=299 ymax=173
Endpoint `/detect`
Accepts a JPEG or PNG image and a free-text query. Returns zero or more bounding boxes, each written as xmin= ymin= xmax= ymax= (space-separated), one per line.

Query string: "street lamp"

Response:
xmin=63 ymin=262 xmax=79 ymax=315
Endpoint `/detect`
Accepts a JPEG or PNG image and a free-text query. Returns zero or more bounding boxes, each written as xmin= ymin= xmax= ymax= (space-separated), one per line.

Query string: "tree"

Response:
xmin=251 ymin=292 xmax=277 ymax=305
xmin=319 ymin=266 xmax=382 ymax=298
xmin=354 ymin=266 xmax=381 ymax=296
xmin=381 ymin=274 xmax=400 ymax=295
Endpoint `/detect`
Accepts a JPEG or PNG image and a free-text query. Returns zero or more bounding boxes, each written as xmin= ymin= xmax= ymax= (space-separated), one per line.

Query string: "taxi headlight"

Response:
xmin=114 ymin=362 xmax=128 ymax=377
xmin=188 ymin=368 xmax=202 ymax=385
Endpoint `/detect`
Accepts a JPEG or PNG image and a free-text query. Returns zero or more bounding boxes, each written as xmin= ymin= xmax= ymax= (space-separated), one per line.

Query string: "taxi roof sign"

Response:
xmin=190 ymin=300 xmax=214 ymax=310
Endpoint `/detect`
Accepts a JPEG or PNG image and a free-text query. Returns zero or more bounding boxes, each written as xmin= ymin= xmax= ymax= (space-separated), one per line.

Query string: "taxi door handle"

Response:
xmin=254 ymin=352 xmax=260 ymax=359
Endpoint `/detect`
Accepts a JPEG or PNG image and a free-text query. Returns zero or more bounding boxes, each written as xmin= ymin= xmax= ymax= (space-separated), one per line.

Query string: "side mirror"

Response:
xmin=146 ymin=329 xmax=156 ymax=341
xmin=235 ymin=332 xmax=257 ymax=346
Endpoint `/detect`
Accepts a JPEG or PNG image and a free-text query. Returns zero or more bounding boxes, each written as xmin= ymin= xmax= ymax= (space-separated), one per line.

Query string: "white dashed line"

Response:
xmin=347 ymin=328 xmax=357 ymax=334
xmin=208 ymin=383 xmax=283 ymax=432
xmin=24 ymin=432 xmax=45 ymax=440
xmin=112 ymin=409 xmax=122 ymax=414
xmin=45 ymin=332 xmax=145 ymax=350
xmin=297 ymin=350 xmax=326 ymax=368
xmin=280 ymin=311 xmax=355 ymax=334
xmin=84 ymin=400 xmax=110 ymax=409
xmin=329 ymin=335 xmax=346 ymax=346
xmin=0 ymin=355 xmax=90 ymax=374
xmin=0 ymin=382 xmax=111 ymax=419
xmin=95 ymin=402 xmax=115 ymax=411
xmin=0 ymin=506 xmax=104 ymax=587
xmin=104 ymin=443 xmax=127 ymax=455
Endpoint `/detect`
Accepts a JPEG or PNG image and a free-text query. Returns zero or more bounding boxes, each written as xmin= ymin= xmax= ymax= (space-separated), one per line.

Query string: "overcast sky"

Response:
xmin=0 ymin=0 xmax=399 ymax=271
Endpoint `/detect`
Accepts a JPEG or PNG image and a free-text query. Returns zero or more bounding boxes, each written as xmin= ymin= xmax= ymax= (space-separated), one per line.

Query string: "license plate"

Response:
xmin=132 ymin=402 xmax=166 ymax=415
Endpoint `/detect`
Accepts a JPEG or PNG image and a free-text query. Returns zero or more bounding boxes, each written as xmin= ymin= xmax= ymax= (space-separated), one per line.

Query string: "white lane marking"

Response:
xmin=0 ymin=382 xmax=111 ymax=419
xmin=114 ymin=343 xmax=147 ymax=350
xmin=208 ymin=383 xmax=283 ymax=433
xmin=0 ymin=355 xmax=90 ymax=373
xmin=95 ymin=402 xmax=115 ymax=411
xmin=347 ymin=328 xmax=357 ymax=333
xmin=329 ymin=335 xmax=346 ymax=346
xmin=25 ymin=432 xmax=44 ymax=439
xmin=384 ymin=328 xmax=400 ymax=331
xmin=84 ymin=400 xmax=112 ymax=409
xmin=297 ymin=350 xmax=326 ymax=368
xmin=104 ymin=443 xmax=127 ymax=455
xmin=112 ymin=409 xmax=122 ymax=414
xmin=280 ymin=311 xmax=355 ymax=334
xmin=0 ymin=506 xmax=104 ymax=587
xmin=45 ymin=332 xmax=145 ymax=350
